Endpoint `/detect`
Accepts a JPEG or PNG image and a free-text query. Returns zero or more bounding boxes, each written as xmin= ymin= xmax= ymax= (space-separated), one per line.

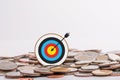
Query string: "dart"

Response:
xmin=51 ymin=33 xmax=70 ymax=51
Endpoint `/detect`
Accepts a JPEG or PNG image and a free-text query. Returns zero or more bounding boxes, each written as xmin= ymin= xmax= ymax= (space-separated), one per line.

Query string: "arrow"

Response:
xmin=51 ymin=33 xmax=70 ymax=51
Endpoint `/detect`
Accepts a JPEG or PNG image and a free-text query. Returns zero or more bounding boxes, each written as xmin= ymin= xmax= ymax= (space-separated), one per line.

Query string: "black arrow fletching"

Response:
xmin=64 ymin=33 xmax=70 ymax=38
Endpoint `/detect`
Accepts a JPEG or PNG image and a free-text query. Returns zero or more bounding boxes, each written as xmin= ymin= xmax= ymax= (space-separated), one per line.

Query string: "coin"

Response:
xmin=50 ymin=67 xmax=69 ymax=73
xmin=63 ymin=62 xmax=73 ymax=66
xmin=106 ymin=50 xmax=120 ymax=54
xmin=1 ymin=59 xmax=15 ymax=62
xmin=81 ymin=65 xmax=99 ymax=70
xmin=92 ymin=70 xmax=112 ymax=76
xmin=17 ymin=65 xmax=37 ymax=71
xmin=107 ymin=53 xmax=120 ymax=61
xmin=65 ymin=58 xmax=75 ymax=62
xmin=20 ymin=69 xmax=40 ymax=77
xmin=74 ymin=55 xmax=95 ymax=61
xmin=18 ymin=58 xmax=29 ymax=63
xmin=15 ymin=62 xmax=29 ymax=66
xmin=82 ymin=51 xmax=99 ymax=58
xmin=111 ymin=72 xmax=120 ymax=76
xmin=28 ymin=52 xmax=37 ymax=60
xmin=70 ymin=63 xmax=88 ymax=68
xmin=0 ymin=61 xmax=17 ymax=71
xmin=0 ymin=56 xmax=13 ymax=60
xmin=14 ymin=54 xmax=28 ymax=60
xmin=101 ymin=66 xmax=113 ymax=70
xmin=0 ymin=71 xmax=7 ymax=76
xmin=96 ymin=54 xmax=108 ymax=60
xmin=19 ymin=58 xmax=39 ymax=64
xmin=47 ymin=74 xmax=64 ymax=78
xmin=78 ymin=69 xmax=94 ymax=73
xmin=98 ymin=61 xmax=119 ymax=67
xmin=5 ymin=71 xmax=23 ymax=78
xmin=68 ymin=51 xmax=79 ymax=58
xmin=17 ymin=65 xmax=40 ymax=77
xmin=34 ymin=68 xmax=54 ymax=75
xmin=68 ymin=68 xmax=78 ymax=72
xmin=18 ymin=78 xmax=33 ymax=80
xmin=74 ymin=72 xmax=92 ymax=77
xmin=0 ymin=70 xmax=16 ymax=76
xmin=110 ymin=64 xmax=120 ymax=69
xmin=75 ymin=61 xmax=92 ymax=65
xmin=93 ymin=60 xmax=110 ymax=64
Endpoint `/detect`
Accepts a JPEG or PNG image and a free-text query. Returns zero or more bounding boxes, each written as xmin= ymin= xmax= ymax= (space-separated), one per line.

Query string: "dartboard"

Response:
xmin=35 ymin=33 xmax=69 ymax=65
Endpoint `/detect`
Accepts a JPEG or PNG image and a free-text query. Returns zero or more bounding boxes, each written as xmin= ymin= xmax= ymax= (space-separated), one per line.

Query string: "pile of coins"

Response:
xmin=1 ymin=49 xmax=120 ymax=79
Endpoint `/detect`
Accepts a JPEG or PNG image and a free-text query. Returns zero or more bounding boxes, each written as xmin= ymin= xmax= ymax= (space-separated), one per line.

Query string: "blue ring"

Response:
xmin=41 ymin=40 xmax=62 ymax=61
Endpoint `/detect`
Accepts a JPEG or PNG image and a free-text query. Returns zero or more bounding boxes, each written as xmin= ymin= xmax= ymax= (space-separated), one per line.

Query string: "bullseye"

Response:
xmin=47 ymin=46 xmax=56 ymax=55
xmin=35 ymin=33 xmax=69 ymax=65
xmin=45 ymin=44 xmax=58 ymax=58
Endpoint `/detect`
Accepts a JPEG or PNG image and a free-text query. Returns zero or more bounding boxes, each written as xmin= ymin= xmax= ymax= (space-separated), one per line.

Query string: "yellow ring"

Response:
xmin=47 ymin=46 xmax=56 ymax=55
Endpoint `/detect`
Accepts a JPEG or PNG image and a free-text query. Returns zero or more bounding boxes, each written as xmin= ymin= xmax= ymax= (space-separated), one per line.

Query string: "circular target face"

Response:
xmin=35 ymin=33 xmax=69 ymax=65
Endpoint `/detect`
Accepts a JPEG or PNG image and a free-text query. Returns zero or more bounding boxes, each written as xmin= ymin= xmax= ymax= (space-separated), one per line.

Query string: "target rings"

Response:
xmin=35 ymin=33 xmax=69 ymax=65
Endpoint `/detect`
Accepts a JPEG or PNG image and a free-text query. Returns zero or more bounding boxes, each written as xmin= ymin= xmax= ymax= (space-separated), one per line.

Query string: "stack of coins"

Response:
xmin=1 ymin=49 xmax=120 ymax=79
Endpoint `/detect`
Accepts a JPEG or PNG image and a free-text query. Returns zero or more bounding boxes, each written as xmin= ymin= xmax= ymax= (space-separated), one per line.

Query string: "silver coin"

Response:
xmin=81 ymin=65 xmax=99 ymax=70
xmin=74 ymin=72 xmax=93 ymax=77
xmin=0 ymin=61 xmax=17 ymax=71
xmin=5 ymin=71 xmax=23 ymax=78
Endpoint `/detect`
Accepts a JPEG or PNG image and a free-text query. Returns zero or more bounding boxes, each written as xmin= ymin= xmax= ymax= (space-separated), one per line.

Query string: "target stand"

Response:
xmin=35 ymin=33 xmax=69 ymax=65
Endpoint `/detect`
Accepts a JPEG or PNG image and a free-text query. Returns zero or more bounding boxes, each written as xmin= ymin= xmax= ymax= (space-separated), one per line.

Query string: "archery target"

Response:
xmin=35 ymin=33 xmax=69 ymax=65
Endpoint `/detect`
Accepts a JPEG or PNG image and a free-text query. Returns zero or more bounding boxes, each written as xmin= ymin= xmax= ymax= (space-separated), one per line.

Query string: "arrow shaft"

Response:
xmin=51 ymin=33 xmax=69 ymax=51
xmin=53 ymin=37 xmax=65 ymax=48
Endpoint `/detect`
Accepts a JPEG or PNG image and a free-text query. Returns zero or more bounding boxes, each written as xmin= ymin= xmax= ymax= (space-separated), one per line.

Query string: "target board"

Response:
xmin=35 ymin=33 xmax=69 ymax=65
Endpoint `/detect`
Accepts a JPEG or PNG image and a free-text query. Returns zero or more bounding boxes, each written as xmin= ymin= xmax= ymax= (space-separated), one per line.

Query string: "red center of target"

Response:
xmin=44 ymin=44 xmax=59 ymax=58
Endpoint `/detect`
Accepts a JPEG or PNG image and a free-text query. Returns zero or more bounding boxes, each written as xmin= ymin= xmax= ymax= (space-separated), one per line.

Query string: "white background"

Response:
xmin=0 ymin=0 xmax=120 ymax=56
